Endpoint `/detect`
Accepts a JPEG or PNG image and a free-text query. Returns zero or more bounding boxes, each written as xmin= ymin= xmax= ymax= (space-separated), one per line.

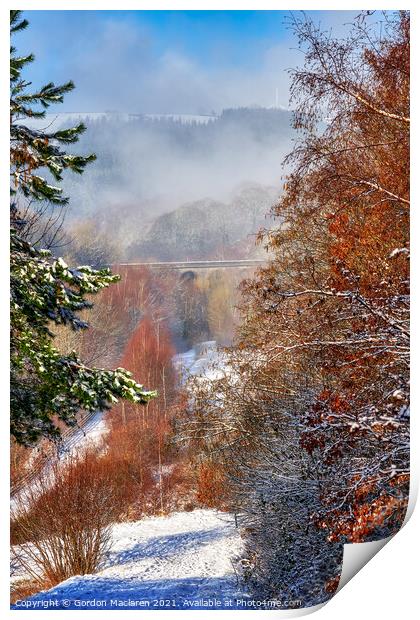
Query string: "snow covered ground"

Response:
xmin=58 ymin=410 xmax=109 ymax=457
xmin=173 ymin=341 xmax=228 ymax=385
xmin=13 ymin=509 xmax=250 ymax=611
xmin=144 ymin=113 xmax=218 ymax=125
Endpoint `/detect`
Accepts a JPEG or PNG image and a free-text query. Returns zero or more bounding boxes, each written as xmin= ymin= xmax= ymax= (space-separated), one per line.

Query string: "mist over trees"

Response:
xmin=26 ymin=108 xmax=290 ymax=265
xmin=40 ymin=107 xmax=293 ymax=219
xmin=127 ymin=184 xmax=278 ymax=262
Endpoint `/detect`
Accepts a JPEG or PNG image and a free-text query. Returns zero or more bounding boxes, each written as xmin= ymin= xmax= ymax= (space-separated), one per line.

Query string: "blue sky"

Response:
xmin=16 ymin=10 xmax=358 ymax=113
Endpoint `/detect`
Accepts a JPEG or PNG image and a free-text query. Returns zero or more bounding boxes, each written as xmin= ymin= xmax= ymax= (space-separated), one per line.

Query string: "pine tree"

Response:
xmin=10 ymin=10 xmax=155 ymax=445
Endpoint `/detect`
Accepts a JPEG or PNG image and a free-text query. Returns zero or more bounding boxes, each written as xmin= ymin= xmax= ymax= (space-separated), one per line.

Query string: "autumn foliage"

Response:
xmin=250 ymin=10 xmax=409 ymax=543
xmin=11 ymin=453 xmax=119 ymax=587
xmin=196 ymin=462 xmax=232 ymax=509
xmin=10 ymin=10 xmax=410 ymax=610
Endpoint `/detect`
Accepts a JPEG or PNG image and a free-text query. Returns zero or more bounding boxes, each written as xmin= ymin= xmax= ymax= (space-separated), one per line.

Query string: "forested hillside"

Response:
xmin=126 ymin=185 xmax=278 ymax=262
xmin=27 ymin=108 xmax=289 ymax=264
xmin=31 ymin=107 xmax=292 ymax=219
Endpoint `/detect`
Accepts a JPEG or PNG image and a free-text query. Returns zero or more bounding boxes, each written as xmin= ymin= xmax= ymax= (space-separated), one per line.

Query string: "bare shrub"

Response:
xmin=196 ymin=461 xmax=232 ymax=510
xmin=168 ymin=462 xmax=199 ymax=511
xmin=10 ymin=579 xmax=44 ymax=605
xmin=101 ymin=421 xmax=157 ymax=519
xmin=11 ymin=452 xmax=119 ymax=587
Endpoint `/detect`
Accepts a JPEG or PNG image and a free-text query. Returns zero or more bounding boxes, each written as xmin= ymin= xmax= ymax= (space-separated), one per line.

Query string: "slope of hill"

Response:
xmin=127 ymin=184 xmax=278 ymax=261
xmin=29 ymin=107 xmax=292 ymax=221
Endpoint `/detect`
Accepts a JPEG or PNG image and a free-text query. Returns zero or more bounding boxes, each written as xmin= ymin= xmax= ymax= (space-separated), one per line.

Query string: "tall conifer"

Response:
xmin=10 ymin=10 xmax=155 ymax=444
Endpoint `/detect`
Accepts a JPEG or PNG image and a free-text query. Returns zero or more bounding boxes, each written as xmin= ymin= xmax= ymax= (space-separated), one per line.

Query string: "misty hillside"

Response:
xmin=39 ymin=107 xmax=292 ymax=221
xmin=66 ymin=184 xmax=278 ymax=265
xmin=25 ymin=107 xmax=291 ymax=262
xmin=127 ymin=184 xmax=278 ymax=261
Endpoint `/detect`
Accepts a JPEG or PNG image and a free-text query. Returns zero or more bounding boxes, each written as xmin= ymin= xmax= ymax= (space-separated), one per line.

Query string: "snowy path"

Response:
xmin=16 ymin=509 xmax=250 ymax=610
